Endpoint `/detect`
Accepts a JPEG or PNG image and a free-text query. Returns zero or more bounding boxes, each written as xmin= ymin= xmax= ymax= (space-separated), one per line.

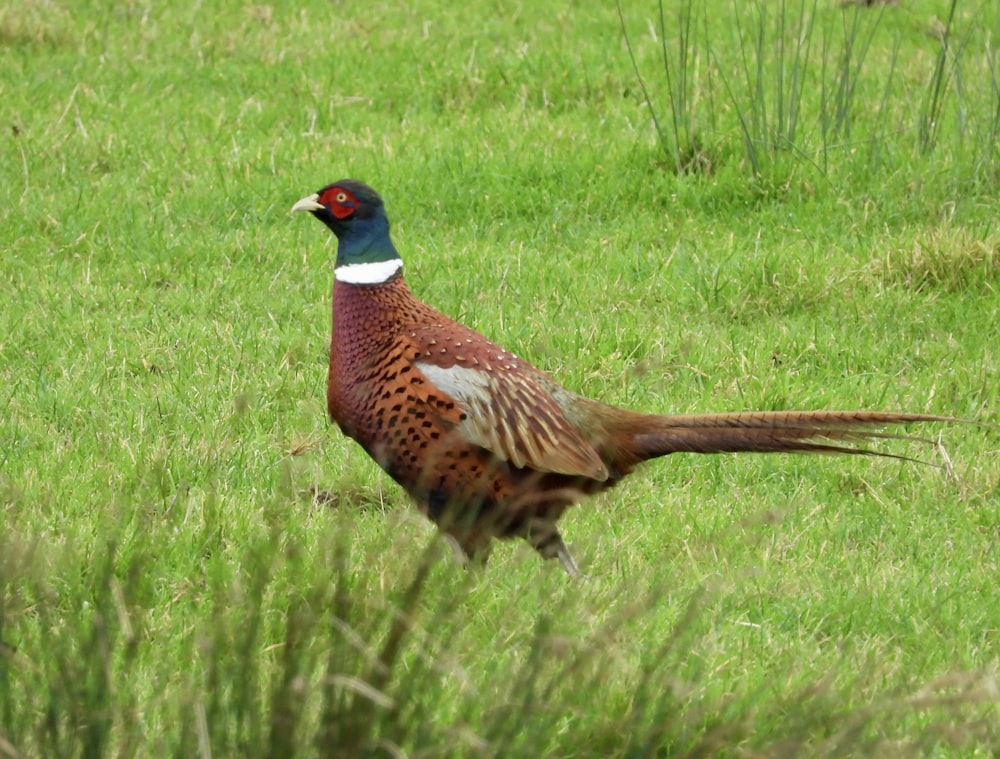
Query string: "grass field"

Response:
xmin=2 ymin=0 xmax=999 ymax=756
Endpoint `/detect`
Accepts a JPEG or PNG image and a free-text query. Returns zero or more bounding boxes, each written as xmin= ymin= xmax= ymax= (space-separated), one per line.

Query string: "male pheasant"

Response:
xmin=293 ymin=179 xmax=955 ymax=576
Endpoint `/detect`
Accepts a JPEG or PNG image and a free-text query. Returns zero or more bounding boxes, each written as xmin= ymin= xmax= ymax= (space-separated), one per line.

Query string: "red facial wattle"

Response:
xmin=319 ymin=186 xmax=358 ymax=219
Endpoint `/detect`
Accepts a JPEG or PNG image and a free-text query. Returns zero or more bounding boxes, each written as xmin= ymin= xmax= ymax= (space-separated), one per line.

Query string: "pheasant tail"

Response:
xmin=621 ymin=410 xmax=954 ymax=462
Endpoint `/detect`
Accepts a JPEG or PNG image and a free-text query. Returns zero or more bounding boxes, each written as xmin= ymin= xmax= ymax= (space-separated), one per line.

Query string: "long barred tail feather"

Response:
xmin=627 ymin=411 xmax=964 ymax=463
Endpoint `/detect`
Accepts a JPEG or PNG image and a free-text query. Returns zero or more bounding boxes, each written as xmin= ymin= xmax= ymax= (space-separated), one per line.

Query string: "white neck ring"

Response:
xmin=334 ymin=258 xmax=403 ymax=285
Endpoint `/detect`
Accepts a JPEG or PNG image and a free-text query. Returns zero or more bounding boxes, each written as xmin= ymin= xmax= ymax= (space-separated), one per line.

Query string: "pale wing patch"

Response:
xmin=416 ymin=361 xmax=492 ymax=404
xmin=416 ymin=362 xmax=609 ymax=480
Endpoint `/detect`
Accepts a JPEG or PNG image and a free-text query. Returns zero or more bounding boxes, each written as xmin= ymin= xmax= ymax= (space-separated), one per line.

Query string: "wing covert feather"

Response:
xmin=405 ymin=326 xmax=609 ymax=480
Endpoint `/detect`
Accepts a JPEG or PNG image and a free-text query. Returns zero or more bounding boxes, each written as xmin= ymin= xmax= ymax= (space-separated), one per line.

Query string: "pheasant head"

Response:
xmin=292 ymin=179 xmax=402 ymax=285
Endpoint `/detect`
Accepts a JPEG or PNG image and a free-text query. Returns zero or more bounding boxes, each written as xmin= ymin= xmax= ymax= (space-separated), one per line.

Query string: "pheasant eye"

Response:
xmin=320 ymin=186 xmax=358 ymax=219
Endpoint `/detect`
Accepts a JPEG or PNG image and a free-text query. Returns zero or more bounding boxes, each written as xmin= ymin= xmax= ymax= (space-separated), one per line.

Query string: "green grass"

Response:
xmin=2 ymin=0 xmax=999 ymax=756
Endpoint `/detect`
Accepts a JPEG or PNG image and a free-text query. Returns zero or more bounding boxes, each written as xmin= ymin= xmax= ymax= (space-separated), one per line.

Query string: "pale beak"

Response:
xmin=291 ymin=193 xmax=323 ymax=214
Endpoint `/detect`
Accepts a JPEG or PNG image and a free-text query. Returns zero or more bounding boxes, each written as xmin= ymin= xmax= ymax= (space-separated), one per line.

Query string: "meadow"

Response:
xmin=1 ymin=0 xmax=999 ymax=756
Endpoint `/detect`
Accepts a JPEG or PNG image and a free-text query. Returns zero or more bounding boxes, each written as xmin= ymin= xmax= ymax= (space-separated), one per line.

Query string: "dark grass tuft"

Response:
xmin=2 ymin=522 xmax=999 ymax=757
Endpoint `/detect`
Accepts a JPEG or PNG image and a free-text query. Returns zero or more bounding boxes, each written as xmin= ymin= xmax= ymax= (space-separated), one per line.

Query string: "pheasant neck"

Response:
xmin=333 ymin=217 xmax=403 ymax=285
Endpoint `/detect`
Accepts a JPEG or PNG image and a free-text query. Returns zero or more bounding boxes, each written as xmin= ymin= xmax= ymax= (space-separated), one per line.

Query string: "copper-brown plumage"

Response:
xmin=293 ymin=180 xmax=961 ymax=576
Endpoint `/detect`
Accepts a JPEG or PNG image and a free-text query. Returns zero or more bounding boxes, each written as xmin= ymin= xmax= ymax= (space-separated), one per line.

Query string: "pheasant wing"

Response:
xmin=409 ymin=332 xmax=609 ymax=480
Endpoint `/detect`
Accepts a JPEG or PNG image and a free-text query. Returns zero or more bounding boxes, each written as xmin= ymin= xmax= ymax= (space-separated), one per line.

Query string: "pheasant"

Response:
xmin=292 ymin=179 xmax=957 ymax=576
